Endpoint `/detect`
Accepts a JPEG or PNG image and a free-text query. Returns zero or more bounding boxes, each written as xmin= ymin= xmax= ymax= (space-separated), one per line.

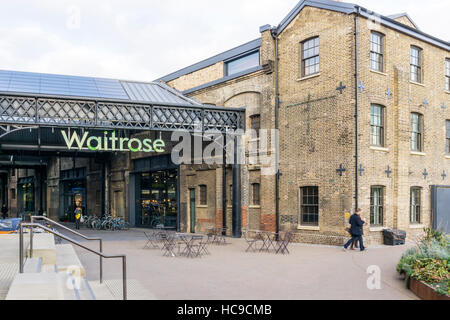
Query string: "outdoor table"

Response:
xmin=175 ymin=233 xmax=204 ymax=258
xmin=255 ymin=231 xmax=278 ymax=252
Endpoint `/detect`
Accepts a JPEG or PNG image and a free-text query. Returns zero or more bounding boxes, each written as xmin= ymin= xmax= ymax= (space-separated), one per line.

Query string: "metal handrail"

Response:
xmin=30 ymin=215 xmax=104 ymax=283
xmin=19 ymin=223 xmax=127 ymax=300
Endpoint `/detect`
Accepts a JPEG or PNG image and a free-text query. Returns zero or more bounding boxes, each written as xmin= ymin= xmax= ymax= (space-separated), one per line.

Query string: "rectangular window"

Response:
xmin=225 ymin=51 xmax=260 ymax=76
xmin=250 ymin=114 xmax=261 ymax=135
xmin=300 ymin=186 xmax=319 ymax=226
xmin=410 ymin=46 xmax=422 ymax=83
xmin=411 ymin=113 xmax=423 ymax=152
xmin=370 ymin=32 xmax=384 ymax=72
xmin=370 ymin=104 xmax=385 ymax=147
xmin=370 ymin=186 xmax=384 ymax=226
xmin=199 ymin=185 xmax=207 ymax=205
xmin=447 ymin=120 xmax=450 ymax=154
xmin=11 ymin=169 xmax=15 ymax=177
xmin=410 ymin=187 xmax=421 ymax=224
xmin=301 ymin=37 xmax=320 ymax=77
xmin=11 ymin=188 xmax=16 ymax=200
xmin=446 ymin=58 xmax=450 ymax=91
xmin=252 ymin=183 xmax=260 ymax=206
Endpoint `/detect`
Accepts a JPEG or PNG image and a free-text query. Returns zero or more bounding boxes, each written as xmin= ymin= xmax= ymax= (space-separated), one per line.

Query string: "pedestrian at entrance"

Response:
xmin=343 ymin=208 xmax=366 ymax=252
xmin=74 ymin=206 xmax=82 ymax=230
xmin=1 ymin=204 xmax=8 ymax=219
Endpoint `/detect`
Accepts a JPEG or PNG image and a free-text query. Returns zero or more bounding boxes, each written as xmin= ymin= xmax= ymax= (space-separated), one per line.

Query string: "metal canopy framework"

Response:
xmin=0 ymin=69 xmax=245 ymax=140
xmin=0 ymin=92 xmax=244 ymax=135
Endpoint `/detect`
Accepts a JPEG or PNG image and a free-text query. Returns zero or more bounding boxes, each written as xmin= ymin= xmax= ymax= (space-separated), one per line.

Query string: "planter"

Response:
xmin=409 ymin=278 xmax=450 ymax=300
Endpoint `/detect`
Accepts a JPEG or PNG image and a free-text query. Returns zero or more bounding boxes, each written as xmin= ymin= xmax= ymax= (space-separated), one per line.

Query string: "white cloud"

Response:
xmin=0 ymin=0 xmax=447 ymax=82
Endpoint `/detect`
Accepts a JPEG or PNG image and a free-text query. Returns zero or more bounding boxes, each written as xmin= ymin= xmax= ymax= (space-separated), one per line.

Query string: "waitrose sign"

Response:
xmin=61 ymin=130 xmax=165 ymax=153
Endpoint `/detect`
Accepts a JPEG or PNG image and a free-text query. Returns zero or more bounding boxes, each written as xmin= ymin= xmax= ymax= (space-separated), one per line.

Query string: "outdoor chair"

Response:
xmin=161 ymin=234 xmax=177 ymax=257
xmin=214 ymin=227 xmax=228 ymax=245
xmin=143 ymin=231 xmax=161 ymax=249
xmin=205 ymin=226 xmax=216 ymax=244
xmin=184 ymin=235 xmax=204 ymax=258
xmin=244 ymin=229 xmax=259 ymax=252
xmin=199 ymin=236 xmax=210 ymax=255
xmin=275 ymin=231 xmax=293 ymax=255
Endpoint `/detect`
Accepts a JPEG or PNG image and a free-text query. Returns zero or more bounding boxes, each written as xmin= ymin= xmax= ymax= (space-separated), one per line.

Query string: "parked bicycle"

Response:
xmin=81 ymin=214 xmax=130 ymax=231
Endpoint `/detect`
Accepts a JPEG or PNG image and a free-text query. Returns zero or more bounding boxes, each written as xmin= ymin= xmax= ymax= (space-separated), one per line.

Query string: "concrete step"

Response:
xmin=27 ymin=233 xmax=56 ymax=265
xmin=23 ymin=258 xmax=42 ymax=273
xmin=41 ymin=264 xmax=57 ymax=273
xmin=5 ymin=273 xmax=64 ymax=300
xmin=102 ymin=279 xmax=156 ymax=300
xmin=88 ymin=281 xmax=115 ymax=300
xmin=55 ymin=244 xmax=86 ymax=277
xmin=56 ymin=272 xmax=77 ymax=300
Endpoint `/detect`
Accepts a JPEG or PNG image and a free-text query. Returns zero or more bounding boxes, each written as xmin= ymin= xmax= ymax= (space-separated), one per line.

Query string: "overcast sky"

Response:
xmin=0 ymin=0 xmax=448 ymax=82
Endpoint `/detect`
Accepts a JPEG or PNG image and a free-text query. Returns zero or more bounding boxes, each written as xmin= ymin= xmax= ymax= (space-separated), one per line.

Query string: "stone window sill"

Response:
xmin=370 ymin=69 xmax=387 ymax=76
xmin=296 ymin=73 xmax=320 ymax=82
xmin=445 ymin=155 xmax=450 ymax=159
xmin=445 ymin=90 xmax=450 ymax=95
xmin=409 ymin=80 xmax=425 ymax=87
xmin=410 ymin=224 xmax=425 ymax=229
xmin=370 ymin=146 xmax=389 ymax=152
xmin=411 ymin=151 xmax=426 ymax=156
xmin=249 ymin=205 xmax=261 ymax=209
xmin=369 ymin=226 xmax=385 ymax=232
xmin=297 ymin=225 xmax=320 ymax=231
xmin=197 ymin=205 xmax=208 ymax=208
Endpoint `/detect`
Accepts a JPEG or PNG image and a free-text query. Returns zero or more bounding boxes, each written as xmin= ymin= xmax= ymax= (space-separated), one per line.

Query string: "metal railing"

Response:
xmin=30 ymin=216 xmax=104 ymax=283
xmin=19 ymin=222 xmax=127 ymax=300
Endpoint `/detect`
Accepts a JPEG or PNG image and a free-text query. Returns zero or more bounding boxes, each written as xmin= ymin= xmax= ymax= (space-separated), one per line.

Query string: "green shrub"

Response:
xmin=397 ymin=228 xmax=450 ymax=296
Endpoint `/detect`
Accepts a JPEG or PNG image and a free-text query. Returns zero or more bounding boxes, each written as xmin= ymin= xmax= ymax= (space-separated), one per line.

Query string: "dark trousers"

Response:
xmin=344 ymin=234 xmax=364 ymax=251
xmin=75 ymin=219 xmax=80 ymax=230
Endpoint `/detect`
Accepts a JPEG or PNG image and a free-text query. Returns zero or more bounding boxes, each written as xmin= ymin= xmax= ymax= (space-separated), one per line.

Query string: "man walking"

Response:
xmin=344 ymin=208 xmax=366 ymax=252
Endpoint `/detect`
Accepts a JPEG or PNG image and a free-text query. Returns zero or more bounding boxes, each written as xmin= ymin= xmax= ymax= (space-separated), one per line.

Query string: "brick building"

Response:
xmin=1 ymin=0 xmax=449 ymax=245
xmin=157 ymin=0 xmax=450 ymax=244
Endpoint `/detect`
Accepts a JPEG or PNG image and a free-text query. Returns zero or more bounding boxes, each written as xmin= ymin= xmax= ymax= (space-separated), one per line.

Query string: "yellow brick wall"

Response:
xmin=166 ymin=62 xmax=224 ymax=92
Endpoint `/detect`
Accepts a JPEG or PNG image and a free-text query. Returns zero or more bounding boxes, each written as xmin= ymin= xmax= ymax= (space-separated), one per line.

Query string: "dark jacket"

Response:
xmin=349 ymin=214 xmax=364 ymax=236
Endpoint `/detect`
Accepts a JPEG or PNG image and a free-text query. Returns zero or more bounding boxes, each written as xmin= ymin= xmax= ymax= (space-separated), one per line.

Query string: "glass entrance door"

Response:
xmin=139 ymin=169 xmax=177 ymax=229
xmin=61 ymin=180 xmax=86 ymax=222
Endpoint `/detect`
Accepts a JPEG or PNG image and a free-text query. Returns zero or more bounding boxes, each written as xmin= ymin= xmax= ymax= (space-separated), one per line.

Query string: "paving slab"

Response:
xmin=69 ymin=228 xmax=418 ymax=300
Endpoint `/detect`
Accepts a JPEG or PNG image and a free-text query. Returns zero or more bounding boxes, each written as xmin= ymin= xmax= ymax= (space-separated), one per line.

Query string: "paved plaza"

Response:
xmin=63 ymin=228 xmax=418 ymax=300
